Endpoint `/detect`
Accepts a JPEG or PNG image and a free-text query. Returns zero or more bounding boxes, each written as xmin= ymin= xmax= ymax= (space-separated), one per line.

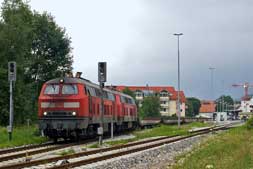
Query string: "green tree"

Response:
xmin=139 ymin=96 xmax=161 ymax=119
xmin=0 ymin=0 xmax=34 ymax=125
xmin=0 ymin=0 xmax=73 ymax=125
xmin=215 ymin=95 xmax=234 ymax=112
xmin=186 ymin=101 xmax=194 ymax=117
xmin=186 ymin=97 xmax=201 ymax=117
xmin=122 ymin=87 xmax=135 ymax=99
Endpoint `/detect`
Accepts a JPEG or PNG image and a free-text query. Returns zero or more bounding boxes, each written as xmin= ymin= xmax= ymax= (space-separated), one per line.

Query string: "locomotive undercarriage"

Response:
xmin=39 ymin=117 xmax=137 ymax=141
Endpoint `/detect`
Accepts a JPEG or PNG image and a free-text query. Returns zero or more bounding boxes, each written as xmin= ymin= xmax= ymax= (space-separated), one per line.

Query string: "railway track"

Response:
xmin=0 ymin=123 xmax=234 ymax=169
xmin=0 ymin=122 xmax=214 ymax=158
xmin=0 ymin=138 xmax=88 ymax=157
xmin=49 ymin=127 xmax=227 ymax=169
xmin=0 ymin=138 xmax=98 ymax=163
xmin=0 ymin=135 xmax=180 ymax=169
xmin=0 ymin=142 xmax=56 ymax=156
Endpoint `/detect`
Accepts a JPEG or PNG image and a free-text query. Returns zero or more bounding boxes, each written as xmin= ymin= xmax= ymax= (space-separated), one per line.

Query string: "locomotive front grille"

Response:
xmin=44 ymin=111 xmax=76 ymax=117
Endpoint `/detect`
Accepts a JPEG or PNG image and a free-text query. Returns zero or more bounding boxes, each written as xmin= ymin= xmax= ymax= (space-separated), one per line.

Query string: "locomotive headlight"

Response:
xmin=59 ymin=79 xmax=64 ymax=83
xmin=72 ymin=111 xmax=76 ymax=116
xmin=43 ymin=112 xmax=47 ymax=116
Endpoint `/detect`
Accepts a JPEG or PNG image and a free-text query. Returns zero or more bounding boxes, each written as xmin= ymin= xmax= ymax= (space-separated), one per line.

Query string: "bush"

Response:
xmin=246 ymin=117 xmax=253 ymax=130
xmin=139 ymin=96 xmax=161 ymax=119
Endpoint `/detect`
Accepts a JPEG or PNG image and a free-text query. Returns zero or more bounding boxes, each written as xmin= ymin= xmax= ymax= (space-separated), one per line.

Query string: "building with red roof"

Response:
xmin=199 ymin=100 xmax=216 ymax=118
xmin=112 ymin=85 xmax=186 ymax=117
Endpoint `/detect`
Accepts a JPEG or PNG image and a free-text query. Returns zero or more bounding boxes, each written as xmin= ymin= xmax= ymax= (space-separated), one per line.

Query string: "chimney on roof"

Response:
xmin=75 ymin=72 xmax=82 ymax=78
xmin=65 ymin=72 xmax=73 ymax=78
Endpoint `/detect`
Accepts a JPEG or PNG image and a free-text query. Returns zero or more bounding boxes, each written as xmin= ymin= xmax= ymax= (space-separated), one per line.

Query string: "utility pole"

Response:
xmin=174 ymin=33 xmax=183 ymax=128
xmin=220 ymin=99 xmax=222 ymax=112
xmin=8 ymin=61 xmax=16 ymax=141
xmin=233 ymin=98 xmax=236 ymax=118
xmin=222 ymin=96 xmax=225 ymax=112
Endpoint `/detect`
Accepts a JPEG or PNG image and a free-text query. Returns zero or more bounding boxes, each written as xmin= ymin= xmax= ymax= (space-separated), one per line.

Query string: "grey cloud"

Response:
xmin=14 ymin=0 xmax=253 ymax=99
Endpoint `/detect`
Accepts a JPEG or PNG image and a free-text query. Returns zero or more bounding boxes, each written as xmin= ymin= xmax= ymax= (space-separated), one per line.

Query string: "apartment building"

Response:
xmin=114 ymin=86 xmax=186 ymax=117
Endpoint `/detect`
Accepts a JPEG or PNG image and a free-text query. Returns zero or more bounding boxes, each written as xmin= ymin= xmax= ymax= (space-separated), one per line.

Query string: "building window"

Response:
xmin=160 ymin=90 xmax=168 ymax=97
xmin=160 ymin=101 xmax=167 ymax=104
xmin=142 ymin=90 xmax=154 ymax=96
xmin=135 ymin=90 xmax=143 ymax=97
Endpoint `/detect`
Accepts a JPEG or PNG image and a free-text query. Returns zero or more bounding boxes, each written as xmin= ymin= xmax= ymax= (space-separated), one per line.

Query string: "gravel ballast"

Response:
xmin=74 ymin=134 xmax=211 ymax=169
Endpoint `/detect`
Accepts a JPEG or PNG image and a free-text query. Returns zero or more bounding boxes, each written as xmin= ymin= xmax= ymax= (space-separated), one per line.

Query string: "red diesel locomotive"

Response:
xmin=38 ymin=77 xmax=137 ymax=140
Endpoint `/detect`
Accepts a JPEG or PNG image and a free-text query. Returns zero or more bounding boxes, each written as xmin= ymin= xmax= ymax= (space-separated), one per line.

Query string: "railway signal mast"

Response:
xmin=98 ymin=62 xmax=107 ymax=146
xmin=232 ymin=82 xmax=253 ymax=101
xmin=8 ymin=61 xmax=16 ymax=141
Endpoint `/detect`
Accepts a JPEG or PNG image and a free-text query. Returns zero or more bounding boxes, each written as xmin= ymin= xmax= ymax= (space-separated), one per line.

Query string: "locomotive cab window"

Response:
xmin=108 ymin=93 xmax=115 ymax=101
xmin=86 ymin=86 xmax=96 ymax=96
xmin=62 ymin=84 xmax=78 ymax=94
xmin=130 ymin=98 xmax=135 ymax=104
xmin=120 ymin=96 xmax=126 ymax=103
xmin=44 ymin=84 xmax=60 ymax=94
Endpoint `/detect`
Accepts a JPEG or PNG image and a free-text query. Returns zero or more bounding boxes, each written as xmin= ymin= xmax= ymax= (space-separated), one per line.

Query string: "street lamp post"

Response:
xmin=174 ymin=33 xmax=183 ymax=127
xmin=222 ymin=96 xmax=225 ymax=112
xmin=209 ymin=67 xmax=215 ymax=100
xmin=233 ymin=98 xmax=236 ymax=118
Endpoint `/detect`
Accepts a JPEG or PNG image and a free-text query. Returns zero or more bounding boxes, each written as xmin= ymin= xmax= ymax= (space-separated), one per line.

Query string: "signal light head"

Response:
xmin=59 ymin=79 xmax=64 ymax=83
xmin=9 ymin=63 xmax=15 ymax=73
xmin=8 ymin=61 xmax=16 ymax=81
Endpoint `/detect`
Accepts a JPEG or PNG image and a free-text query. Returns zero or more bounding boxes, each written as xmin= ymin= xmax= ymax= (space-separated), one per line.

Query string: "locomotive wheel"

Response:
xmin=115 ymin=124 xmax=123 ymax=134
xmin=86 ymin=125 xmax=95 ymax=137
xmin=53 ymin=137 xmax=58 ymax=143
xmin=63 ymin=136 xmax=69 ymax=142
xmin=69 ymin=130 xmax=80 ymax=142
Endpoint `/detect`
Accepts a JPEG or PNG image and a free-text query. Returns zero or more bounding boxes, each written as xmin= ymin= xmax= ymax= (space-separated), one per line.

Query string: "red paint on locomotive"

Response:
xmin=38 ymin=77 xmax=137 ymax=139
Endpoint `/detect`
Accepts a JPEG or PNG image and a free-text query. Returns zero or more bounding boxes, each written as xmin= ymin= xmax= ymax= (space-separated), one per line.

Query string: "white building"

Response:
xmin=239 ymin=97 xmax=253 ymax=113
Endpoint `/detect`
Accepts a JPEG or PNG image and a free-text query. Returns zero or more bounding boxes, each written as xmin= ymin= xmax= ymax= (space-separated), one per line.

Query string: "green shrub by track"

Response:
xmin=106 ymin=122 xmax=209 ymax=146
xmin=0 ymin=126 xmax=47 ymax=148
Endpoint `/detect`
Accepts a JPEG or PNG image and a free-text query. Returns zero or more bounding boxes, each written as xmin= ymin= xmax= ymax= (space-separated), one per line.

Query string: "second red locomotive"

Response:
xmin=38 ymin=76 xmax=137 ymax=140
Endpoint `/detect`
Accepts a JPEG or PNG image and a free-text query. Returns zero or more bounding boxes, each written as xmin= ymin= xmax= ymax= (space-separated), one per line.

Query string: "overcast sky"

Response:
xmin=5 ymin=0 xmax=253 ymax=100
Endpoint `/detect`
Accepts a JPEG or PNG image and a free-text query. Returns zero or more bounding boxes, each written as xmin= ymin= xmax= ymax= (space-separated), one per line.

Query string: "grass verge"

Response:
xmin=0 ymin=126 xmax=47 ymax=148
xmin=56 ymin=148 xmax=75 ymax=156
xmin=171 ymin=125 xmax=253 ymax=169
xmin=106 ymin=122 xmax=209 ymax=146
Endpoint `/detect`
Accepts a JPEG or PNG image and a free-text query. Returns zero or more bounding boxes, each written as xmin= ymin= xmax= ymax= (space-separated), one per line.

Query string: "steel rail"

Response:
xmin=0 ymin=124 xmax=232 ymax=169
xmin=0 ymin=135 xmax=179 ymax=169
xmin=0 ymin=142 xmax=56 ymax=156
xmin=48 ymin=126 xmax=230 ymax=169
xmin=0 ymin=139 xmax=96 ymax=163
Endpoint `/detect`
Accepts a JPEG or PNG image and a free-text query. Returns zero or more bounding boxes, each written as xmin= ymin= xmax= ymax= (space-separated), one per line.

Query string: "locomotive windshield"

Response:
xmin=44 ymin=84 xmax=60 ymax=94
xmin=62 ymin=84 xmax=78 ymax=94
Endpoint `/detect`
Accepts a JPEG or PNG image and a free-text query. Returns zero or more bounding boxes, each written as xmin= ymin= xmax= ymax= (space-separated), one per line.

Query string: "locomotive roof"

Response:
xmin=46 ymin=77 xmax=90 ymax=84
xmin=46 ymin=77 xmax=133 ymax=99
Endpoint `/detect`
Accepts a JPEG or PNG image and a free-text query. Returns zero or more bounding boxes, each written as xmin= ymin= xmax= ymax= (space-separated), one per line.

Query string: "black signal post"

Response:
xmin=98 ymin=62 xmax=107 ymax=146
xmin=8 ymin=61 xmax=16 ymax=141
